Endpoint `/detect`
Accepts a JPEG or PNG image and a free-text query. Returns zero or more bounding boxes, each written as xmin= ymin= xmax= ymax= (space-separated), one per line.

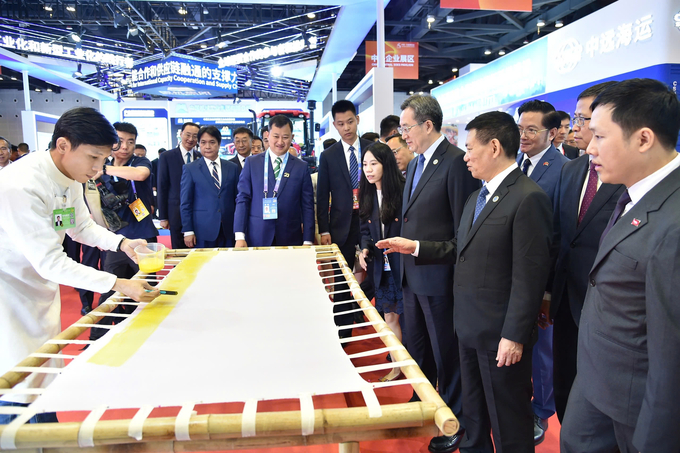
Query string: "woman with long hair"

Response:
xmin=358 ymin=142 xmax=405 ymax=381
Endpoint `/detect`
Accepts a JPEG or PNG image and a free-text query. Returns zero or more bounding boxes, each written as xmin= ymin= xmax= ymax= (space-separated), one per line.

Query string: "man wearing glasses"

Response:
xmin=386 ymin=133 xmax=413 ymax=175
xmin=516 ymin=99 xmax=568 ymax=445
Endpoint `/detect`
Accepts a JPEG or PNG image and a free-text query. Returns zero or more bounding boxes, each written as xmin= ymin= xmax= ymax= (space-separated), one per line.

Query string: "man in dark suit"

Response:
xmin=158 ymin=122 xmax=200 ymax=249
xmin=516 ymin=100 xmax=568 ymax=443
xmin=234 ymin=115 xmax=314 ymax=247
xmin=554 ymin=111 xmax=580 ymax=159
xmin=317 ymin=100 xmax=375 ymax=336
xmin=381 ymin=111 xmax=553 ymax=452
xmin=229 ymin=127 xmax=252 ymax=170
xmin=379 ymin=94 xmax=479 ymax=453
xmin=180 ymin=126 xmax=239 ymax=248
xmin=561 ymin=79 xmax=680 ymax=452
xmin=550 ymin=81 xmax=623 ymax=423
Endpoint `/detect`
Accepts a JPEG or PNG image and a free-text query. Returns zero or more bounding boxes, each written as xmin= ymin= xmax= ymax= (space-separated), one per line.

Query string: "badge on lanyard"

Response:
xmin=53 ymin=207 xmax=76 ymax=231
xmin=353 ymin=188 xmax=360 ymax=210
xmin=263 ymin=198 xmax=278 ymax=220
xmin=129 ymin=198 xmax=149 ymax=221
xmin=383 ymin=251 xmax=391 ymax=272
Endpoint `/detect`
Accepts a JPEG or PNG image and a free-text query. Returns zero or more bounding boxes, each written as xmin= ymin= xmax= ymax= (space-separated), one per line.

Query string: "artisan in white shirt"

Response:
xmin=0 ymin=152 xmax=126 ymax=403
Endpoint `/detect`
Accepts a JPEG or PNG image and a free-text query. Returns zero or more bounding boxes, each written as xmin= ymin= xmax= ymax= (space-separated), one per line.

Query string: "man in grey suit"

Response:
xmin=561 ymin=78 xmax=680 ymax=452
xmin=381 ymin=111 xmax=553 ymax=451
xmin=379 ymin=94 xmax=479 ymax=453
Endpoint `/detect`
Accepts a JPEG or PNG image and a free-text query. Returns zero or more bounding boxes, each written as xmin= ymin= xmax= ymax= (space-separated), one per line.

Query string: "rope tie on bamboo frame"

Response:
xmin=128 ymin=405 xmax=154 ymax=440
xmin=241 ymin=399 xmax=258 ymax=437
xmin=175 ymin=402 xmax=196 ymax=441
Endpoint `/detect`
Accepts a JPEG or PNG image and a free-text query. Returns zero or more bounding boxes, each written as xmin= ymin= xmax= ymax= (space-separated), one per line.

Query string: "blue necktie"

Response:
xmin=410 ymin=154 xmax=426 ymax=197
xmin=186 ymin=152 xmax=192 ymax=164
xmin=473 ymin=186 xmax=489 ymax=224
xmin=522 ymin=158 xmax=531 ymax=175
xmin=349 ymin=146 xmax=359 ymax=189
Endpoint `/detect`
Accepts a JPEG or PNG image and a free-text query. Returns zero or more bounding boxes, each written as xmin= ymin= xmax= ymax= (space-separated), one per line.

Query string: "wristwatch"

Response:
xmin=115 ymin=238 xmax=125 ymax=252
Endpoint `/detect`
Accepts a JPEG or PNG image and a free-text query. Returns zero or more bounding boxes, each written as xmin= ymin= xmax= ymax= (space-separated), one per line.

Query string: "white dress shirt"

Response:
xmin=341 ymin=137 xmax=361 ymax=173
xmin=179 ymin=143 xmax=195 ymax=163
xmin=519 ymin=144 xmax=551 ymax=177
xmin=481 ymin=163 xmax=519 ymax=202
xmin=624 ymin=153 xmax=680 ymax=216
xmin=184 ymin=157 xmax=222 ymax=238
xmin=0 ymin=151 xmax=124 ymax=403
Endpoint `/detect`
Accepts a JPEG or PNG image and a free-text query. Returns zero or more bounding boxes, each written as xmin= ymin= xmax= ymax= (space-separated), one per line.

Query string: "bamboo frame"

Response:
xmin=0 ymin=245 xmax=457 ymax=451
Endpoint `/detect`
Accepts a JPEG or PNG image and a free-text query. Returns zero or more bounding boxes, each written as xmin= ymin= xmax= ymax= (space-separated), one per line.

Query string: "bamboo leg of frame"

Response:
xmin=339 ymin=441 xmax=360 ymax=453
xmin=328 ymin=244 xmax=460 ymax=437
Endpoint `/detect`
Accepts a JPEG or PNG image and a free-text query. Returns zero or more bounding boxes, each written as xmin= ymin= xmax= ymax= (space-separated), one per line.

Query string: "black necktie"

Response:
xmin=522 ymin=158 xmax=531 ymax=175
xmin=599 ymin=189 xmax=631 ymax=245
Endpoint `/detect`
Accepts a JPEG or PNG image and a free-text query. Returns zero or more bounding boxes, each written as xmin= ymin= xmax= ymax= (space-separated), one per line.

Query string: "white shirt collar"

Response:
xmin=482 ymin=163 xmax=518 ymax=201
xmin=268 ymin=149 xmax=286 ymax=162
xmin=44 ymin=151 xmax=74 ymax=189
xmin=418 ymin=134 xmax=446 ymax=167
xmin=627 ymin=153 xmax=680 ymax=210
xmin=521 ymin=144 xmax=551 ymax=167
xmin=204 ymin=155 xmax=221 ymax=168
xmin=341 ymin=137 xmax=360 ymax=154
xmin=179 ymin=143 xmax=193 ymax=156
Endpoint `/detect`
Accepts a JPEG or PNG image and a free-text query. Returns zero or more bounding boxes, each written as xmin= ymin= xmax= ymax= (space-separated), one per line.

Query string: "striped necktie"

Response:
xmin=349 ymin=146 xmax=359 ymax=189
xmin=274 ymin=157 xmax=282 ymax=179
xmin=211 ymin=161 xmax=220 ymax=189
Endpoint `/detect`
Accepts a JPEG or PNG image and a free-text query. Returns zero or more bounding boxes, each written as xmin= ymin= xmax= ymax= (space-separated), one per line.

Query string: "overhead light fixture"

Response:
xmin=47 ymin=87 xmax=53 ymax=92
xmin=35 ymin=88 xmax=41 ymax=92
xmin=307 ymin=12 xmax=316 ymax=19
xmin=418 ymin=91 xmax=424 ymax=95
xmin=11 ymin=76 xmax=17 ymax=81
xmin=43 ymin=4 xmax=53 ymax=11
xmin=523 ymin=38 xmax=530 ymax=45
xmin=426 ymin=14 xmax=435 ymax=23
xmin=484 ymin=49 xmax=492 ymax=55
xmin=451 ymin=67 xmax=458 ymax=72
xmin=537 ymin=18 xmax=546 ymax=27
xmin=66 ymin=4 xmax=76 ymax=12
xmin=200 ymin=43 xmax=207 ymax=49
xmin=438 ymin=81 xmax=443 ymax=85
xmin=178 ymin=5 xmax=188 ymax=15
xmin=128 ymin=25 xmax=139 ymax=37
xmin=96 ymin=42 xmax=104 ymax=47
xmin=309 ymin=35 xmax=317 ymax=49
xmin=271 ymin=66 xmax=283 ymax=77
xmin=409 ymin=91 xmax=414 ymax=95
xmin=555 ymin=20 xmax=564 ymax=28
xmin=498 ymin=49 xmax=506 ymax=55
xmin=428 ymin=79 xmax=433 ymax=84
xmin=67 ymin=32 xmax=81 ymax=43
xmin=215 ymin=41 xmax=227 ymax=49
xmin=446 ymin=15 xmax=454 ymax=23
xmin=203 ymin=7 xmax=209 ymax=14
xmin=245 ymin=79 xmax=252 ymax=87
xmin=73 ymin=63 xmax=83 ymax=77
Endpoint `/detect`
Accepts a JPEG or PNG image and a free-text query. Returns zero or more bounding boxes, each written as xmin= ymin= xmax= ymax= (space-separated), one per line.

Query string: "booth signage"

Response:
xmin=0 ymin=35 xmax=134 ymax=68
xmin=440 ymin=0 xmax=531 ymax=12
xmin=129 ymin=56 xmax=237 ymax=98
xmin=365 ymin=41 xmax=419 ymax=79
xmin=218 ymin=40 xmax=305 ymax=68
xmin=674 ymin=11 xmax=680 ymax=30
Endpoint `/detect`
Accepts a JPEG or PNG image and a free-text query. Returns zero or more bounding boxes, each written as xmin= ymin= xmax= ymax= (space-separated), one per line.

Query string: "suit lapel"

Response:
xmin=197 ymin=160 xmax=218 ymax=192
xmin=176 ymin=148 xmax=187 ymax=168
xmin=575 ymin=183 xmax=621 ymax=235
xmin=218 ymin=159 xmax=229 ymax=194
xmin=405 ymin=140 xmax=447 ymax=211
xmin=402 ymin=157 xmax=417 ymax=216
xmin=564 ymin=157 xmax=590 ymax=237
xmin=275 ymin=156 xmax=294 ymax=197
xmin=529 ymin=146 xmax=557 ymax=183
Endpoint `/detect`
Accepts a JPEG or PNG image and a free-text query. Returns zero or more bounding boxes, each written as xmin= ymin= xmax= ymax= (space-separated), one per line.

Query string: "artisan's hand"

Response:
xmin=184 ymin=234 xmax=196 ymax=248
xmin=537 ymin=297 xmax=552 ymax=329
xmin=235 ymin=239 xmax=248 ymax=248
xmin=358 ymin=249 xmax=369 ymax=271
xmin=160 ymin=220 xmax=169 ymax=229
xmin=320 ymin=234 xmax=332 ymax=246
xmin=375 ymin=237 xmax=416 ymax=255
xmin=120 ymin=238 xmax=148 ymax=264
xmin=496 ymin=338 xmax=523 ymax=367
xmin=112 ymin=279 xmax=159 ymax=302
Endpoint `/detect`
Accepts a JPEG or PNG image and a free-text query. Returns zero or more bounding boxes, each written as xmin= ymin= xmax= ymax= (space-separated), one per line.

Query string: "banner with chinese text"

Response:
xmin=440 ymin=0 xmax=531 ymax=12
xmin=365 ymin=41 xmax=419 ymax=79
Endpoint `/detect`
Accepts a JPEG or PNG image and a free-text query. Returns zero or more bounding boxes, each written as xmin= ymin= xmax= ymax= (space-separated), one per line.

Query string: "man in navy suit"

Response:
xmin=516 ymin=100 xmax=568 ymax=444
xmin=554 ymin=111 xmax=580 ymax=159
xmin=317 ymin=100 xmax=375 ymax=336
xmin=234 ymin=115 xmax=314 ymax=247
xmin=229 ymin=127 xmax=252 ymax=171
xmin=551 ymin=82 xmax=623 ymax=423
xmin=180 ymin=126 xmax=239 ymax=248
xmin=158 ymin=122 xmax=200 ymax=249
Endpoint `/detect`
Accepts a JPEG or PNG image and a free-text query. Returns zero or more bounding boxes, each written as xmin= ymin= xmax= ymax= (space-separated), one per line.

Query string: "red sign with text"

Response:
xmin=441 ymin=0 xmax=531 ymax=12
xmin=365 ymin=41 xmax=419 ymax=79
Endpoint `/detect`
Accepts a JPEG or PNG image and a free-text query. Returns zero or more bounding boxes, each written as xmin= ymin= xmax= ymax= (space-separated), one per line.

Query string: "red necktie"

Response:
xmin=578 ymin=161 xmax=598 ymax=224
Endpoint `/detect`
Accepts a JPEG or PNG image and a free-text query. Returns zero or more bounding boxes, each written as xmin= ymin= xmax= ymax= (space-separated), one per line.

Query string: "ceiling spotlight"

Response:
xmin=200 ymin=43 xmax=207 ymax=49
xmin=428 ymin=79 xmax=433 ymax=84
xmin=73 ymin=63 xmax=83 ymax=77
xmin=215 ymin=41 xmax=227 ymax=49
xmin=426 ymin=14 xmax=435 ymax=23
xmin=498 ymin=49 xmax=506 ymax=55
xmin=438 ymin=81 xmax=443 ymax=85
xmin=96 ymin=42 xmax=104 ymax=47
xmin=307 ymin=12 xmax=316 ymax=19
xmin=67 ymin=32 xmax=81 ymax=43
xmin=47 ymin=87 xmax=53 ymax=92
xmin=451 ymin=67 xmax=458 ymax=72
xmin=178 ymin=5 xmax=188 ymax=15
xmin=446 ymin=15 xmax=454 ymax=23
xmin=418 ymin=91 xmax=424 ymax=95
xmin=11 ymin=76 xmax=17 ymax=81
xmin=309 ymin=36 xmax=318 ymax=49
xmin=128 ymin=25 xmax=139 ymax=37
xmin=555 ymin=20 xmax=564 ymax=28
xmin=271 ymin=66 xmax=283 ymax=77
xmin=523 ymin=38 xmax=530 ymax=45
xmin=409 ymin=91 xmax=414 ymax=95
xmin=484 ymin=49 xmax=491 ymax=55
xmin=537 ymin=18 xmax=546 ymax=27
xmin=43 ymin=4 xmax=53 ymax=11
xmin=66 ymin=4 xmax=76 ymax=12
xmin=244 ymin=79 xmax=252 ymax=87
xmin=35 ymin=88 xmax=41 ymax=92
xmin=202 ymin=7 xmax=209 ymax=14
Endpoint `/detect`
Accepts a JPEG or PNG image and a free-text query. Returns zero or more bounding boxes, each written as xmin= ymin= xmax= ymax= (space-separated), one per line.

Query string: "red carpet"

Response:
xmin=54 ymin=236 xmax=560 ymax=452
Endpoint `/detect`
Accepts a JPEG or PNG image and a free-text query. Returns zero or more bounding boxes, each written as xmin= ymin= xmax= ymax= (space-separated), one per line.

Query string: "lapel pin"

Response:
xmin=395 ymin=218 xmax=399 ymax=222
xmin=283 ymin=172 xmax=290 ymax=178
xmin=631 ymin=218 xmax=641 ymax=227
xmin=492 ymin=195 xmax=499 ymax=202
xmin=433 ymin=159 xmax=439 ymax=165
xmin=543 ymin=162 xmax=549 ymax=166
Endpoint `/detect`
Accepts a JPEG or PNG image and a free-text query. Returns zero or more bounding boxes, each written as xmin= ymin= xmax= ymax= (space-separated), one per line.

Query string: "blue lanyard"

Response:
xmin=264 ymin=151 xmax=289 ymax=197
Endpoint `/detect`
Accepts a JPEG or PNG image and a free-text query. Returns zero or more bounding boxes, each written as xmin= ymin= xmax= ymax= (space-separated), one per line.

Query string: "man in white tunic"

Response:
xmin=0 ymin=107 xmax=160 ymax=423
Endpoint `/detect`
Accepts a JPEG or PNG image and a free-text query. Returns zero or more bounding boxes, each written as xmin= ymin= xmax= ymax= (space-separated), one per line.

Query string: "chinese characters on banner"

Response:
xmin=365 ymin=41 xmax=419 ymax=79
xmin=584 ymin=14 xmax=653 ymax=58
xmin=440 ymin=0 xmax=531 ymax=12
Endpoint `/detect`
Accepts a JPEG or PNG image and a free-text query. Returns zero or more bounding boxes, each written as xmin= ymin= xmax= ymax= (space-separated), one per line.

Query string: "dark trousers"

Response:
xmin=196 ymin=225 xmax=229 ymax=248
xmin=402 ymin=285 xmax=462 ymax=414
xmin=332 ymin=212 xmax=361 ymax=338
xmin=169 ymin=226 xmax=188 ymax=250
xmin=459 ymin=344 xmax=534 ymax=453
xmin=532 ymin=323 xmax=555 ymax=420
xmin=553 ymin=292 xmax=579 ymax=422
xmin=560 ymin=376 xmax=637 ymax=453
xmin=90 ymin=237 xmax=156 ymax=341
xmin=0 ymin=401 xmax=58 ymax=425
xmin=77 ymin=245 xmax=102 ymax=311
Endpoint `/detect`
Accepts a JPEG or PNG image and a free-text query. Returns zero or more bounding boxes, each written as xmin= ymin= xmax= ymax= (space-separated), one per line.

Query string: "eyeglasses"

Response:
xmin=398 ymin=122 xmax=424 ymax=135
xmin=182 ymin=133 xmax=198 ymax=140
xmin=517 ymin=128 xmax=548 ymax=138
xmin=391 ymin=145 xmax=406 ymax=155
xmin=572 ymin=116 xmax=591 ymax=126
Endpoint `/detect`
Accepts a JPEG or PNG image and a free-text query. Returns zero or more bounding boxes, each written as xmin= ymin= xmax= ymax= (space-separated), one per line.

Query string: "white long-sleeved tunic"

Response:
xmin=0 ymin=151 xmax=124 ymax=403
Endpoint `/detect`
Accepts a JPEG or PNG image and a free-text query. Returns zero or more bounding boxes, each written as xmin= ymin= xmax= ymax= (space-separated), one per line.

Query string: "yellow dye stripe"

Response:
xmin=88 ymin=250 xmax=218 ymax=367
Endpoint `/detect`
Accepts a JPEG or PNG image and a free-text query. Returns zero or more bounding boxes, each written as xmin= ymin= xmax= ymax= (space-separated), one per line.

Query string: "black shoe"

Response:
xmin=533 ymin=415 xmax=548 ymax=445
xmin=428 ymin=429 xmax=466 ymax=453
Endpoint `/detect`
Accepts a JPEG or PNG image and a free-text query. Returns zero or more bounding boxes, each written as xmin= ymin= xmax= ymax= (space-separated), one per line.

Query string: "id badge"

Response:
xmin=129 ymin=198 xmax=149 ymax=221
xmin=353 ymin=188 xmax=359 ymax=210
xmin=53 ymin=207 xmax=76 ymax=231
xmin=263 ymin=197 xmax=278 ymax=220
xmin=383 ymin=253 xmax=391 ymax=272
